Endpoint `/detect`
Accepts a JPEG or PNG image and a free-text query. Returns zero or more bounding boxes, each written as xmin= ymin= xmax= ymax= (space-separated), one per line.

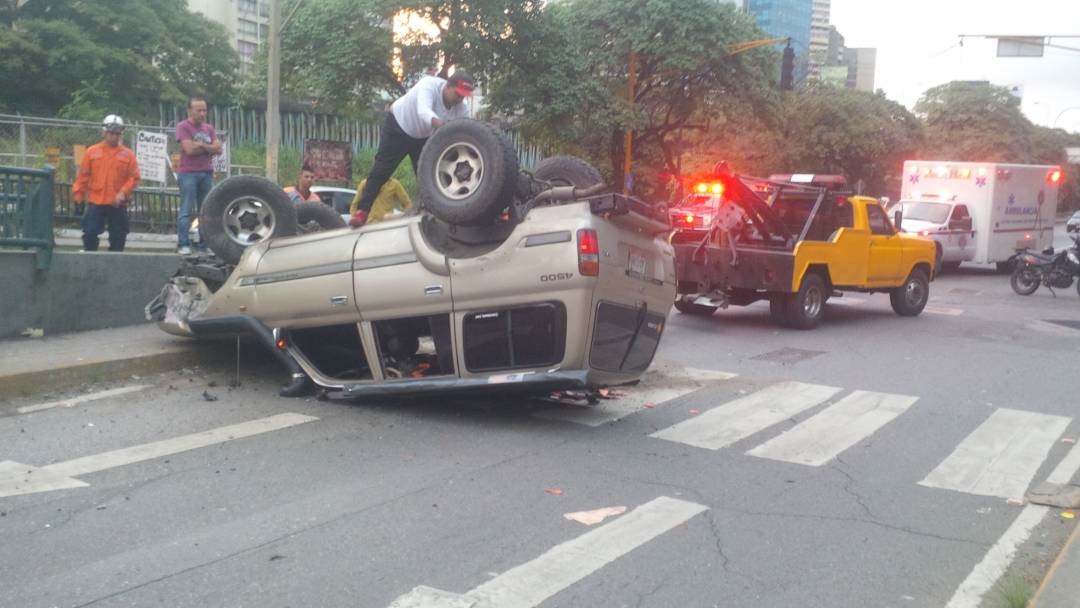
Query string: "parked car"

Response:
xmin=1067 ymin=210 xmax=1080 ymax=233
xmin=311 ymin=186 xmax=356 ymax=223
xmin=146 ymin=121 xmax=675 ymax=399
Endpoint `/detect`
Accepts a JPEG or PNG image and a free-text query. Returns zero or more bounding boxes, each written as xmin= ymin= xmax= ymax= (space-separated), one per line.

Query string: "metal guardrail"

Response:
xmin=53 ymin=182 xmax=181 ymax=233
xmin=0 ymin=166 xmax=55 ymax=269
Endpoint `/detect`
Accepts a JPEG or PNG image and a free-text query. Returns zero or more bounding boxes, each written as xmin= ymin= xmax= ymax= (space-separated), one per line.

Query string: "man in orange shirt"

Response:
xmin=72 ymin=115 xmax=141 ymax=251
xmin=284 ymin=164 xmax=320 ymax=204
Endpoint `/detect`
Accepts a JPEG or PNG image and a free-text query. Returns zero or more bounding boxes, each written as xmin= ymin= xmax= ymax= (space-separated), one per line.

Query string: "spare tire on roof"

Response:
xmin=417 ymin=119 xmax=519 ymax=226
xmin=200 ymin=176 xmax=298 ymax=265
xmin=295 ymin=200 xmax=346 ymax=234
xmin=531 ymin=155 xmax=604 ymax=189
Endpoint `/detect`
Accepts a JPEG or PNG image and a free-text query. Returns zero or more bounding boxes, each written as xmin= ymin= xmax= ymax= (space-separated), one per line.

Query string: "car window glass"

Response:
xmin=951 ymin=205 xmax=970 ymax=221
xmin=866 ymin=204 xmax=892 ymax=235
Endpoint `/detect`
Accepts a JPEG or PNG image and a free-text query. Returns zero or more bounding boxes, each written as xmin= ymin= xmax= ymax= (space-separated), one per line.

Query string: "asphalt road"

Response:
xmin=2 ymin=229 xmax=1079 ymax=608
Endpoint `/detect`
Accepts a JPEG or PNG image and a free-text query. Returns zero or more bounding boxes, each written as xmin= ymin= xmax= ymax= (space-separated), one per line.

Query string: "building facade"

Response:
xmin=744 ymin=0 xmax=813 ymax=82
xmin=845 ymin=47 xmax=876 ymax=92
xmin=808 ymin=0 xmax=831 ymax=79
xmin=187 ymin=0 xmax=270 ymax=70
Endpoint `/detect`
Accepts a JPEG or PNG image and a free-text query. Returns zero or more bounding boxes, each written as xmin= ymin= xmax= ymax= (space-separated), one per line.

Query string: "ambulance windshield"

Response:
xmin=903 ymin=202 xmax=951 ymax=224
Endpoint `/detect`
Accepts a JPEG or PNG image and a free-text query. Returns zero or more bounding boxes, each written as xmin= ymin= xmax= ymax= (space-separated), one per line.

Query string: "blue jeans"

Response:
xmin=81 ymin=204 xmax=128 ymax=251
xmin=177 ymin=171 xmax=213 ymax=248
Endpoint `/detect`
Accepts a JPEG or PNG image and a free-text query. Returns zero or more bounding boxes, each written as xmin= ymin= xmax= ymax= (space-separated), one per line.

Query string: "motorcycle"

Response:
xmin=1009 ymin=234 xmax=1080 ymax=296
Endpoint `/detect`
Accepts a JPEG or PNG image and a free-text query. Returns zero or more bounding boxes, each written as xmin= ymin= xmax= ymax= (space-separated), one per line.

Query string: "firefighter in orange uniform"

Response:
xmin=72 ymin=115 xmax=141 ymax=251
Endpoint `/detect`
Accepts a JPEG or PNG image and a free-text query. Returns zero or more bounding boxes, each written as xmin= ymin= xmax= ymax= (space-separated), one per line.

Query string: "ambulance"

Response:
xmin=896 ymin=161 xmax=1063 ymax=271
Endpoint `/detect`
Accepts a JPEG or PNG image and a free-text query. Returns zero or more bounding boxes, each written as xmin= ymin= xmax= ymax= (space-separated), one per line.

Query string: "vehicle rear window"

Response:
xmin=590 ymin=302 xmax=665 ymax=373
xmin=463 ymin=303 xmax=566 ymax=371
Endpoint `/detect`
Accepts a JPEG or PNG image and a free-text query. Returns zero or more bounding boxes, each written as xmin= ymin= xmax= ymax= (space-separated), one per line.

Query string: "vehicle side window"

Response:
xmin=866 ymin=203 xmax=893 ymax=236
xmin=951 ymin=205 xmax=970 ymax=221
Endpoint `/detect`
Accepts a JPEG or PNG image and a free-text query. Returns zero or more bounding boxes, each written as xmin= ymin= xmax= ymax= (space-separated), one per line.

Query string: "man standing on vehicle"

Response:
xmin=284 ymin=164 xmax=320 ymax=204
xmin=176 ymin=95 xmax=222 ymax=255
xmin=72 ymin=115 xmax=141 ymax=252
xmin=349 ymin=70 xmax=474 ymax=226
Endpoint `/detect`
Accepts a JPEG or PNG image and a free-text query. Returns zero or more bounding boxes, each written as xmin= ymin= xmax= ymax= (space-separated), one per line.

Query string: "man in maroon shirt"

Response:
xmin=175 ymin=95 xmax=221 ymax=255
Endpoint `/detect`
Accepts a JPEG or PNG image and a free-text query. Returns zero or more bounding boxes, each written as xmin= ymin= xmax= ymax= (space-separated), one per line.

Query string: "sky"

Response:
xmin=829 ymin=0 xmax=1080 ymax=133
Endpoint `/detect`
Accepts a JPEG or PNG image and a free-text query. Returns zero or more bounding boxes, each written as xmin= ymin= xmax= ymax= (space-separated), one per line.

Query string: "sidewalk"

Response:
xmin=0 ymin=323 xmax=230 ymax=405
xmin=1031 ymin=518 xmax=1080 ymax=607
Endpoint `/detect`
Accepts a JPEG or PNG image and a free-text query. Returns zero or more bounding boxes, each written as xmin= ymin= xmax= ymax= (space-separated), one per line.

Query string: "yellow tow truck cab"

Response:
xmin=672 ymin=167 xmax=937 ymax=329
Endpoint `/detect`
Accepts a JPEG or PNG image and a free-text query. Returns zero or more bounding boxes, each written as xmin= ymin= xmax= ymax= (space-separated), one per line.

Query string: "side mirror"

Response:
xmin=893 ymin=209 xmax=903 ymax=232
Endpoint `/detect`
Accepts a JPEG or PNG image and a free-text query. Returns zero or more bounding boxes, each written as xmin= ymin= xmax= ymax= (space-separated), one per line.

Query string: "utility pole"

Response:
xmin=266 ymin=0 xmax=281 ymax=182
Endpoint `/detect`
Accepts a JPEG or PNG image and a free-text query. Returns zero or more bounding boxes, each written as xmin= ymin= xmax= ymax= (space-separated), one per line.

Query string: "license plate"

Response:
xmin=628 ymin=249 xmax=648 ymax=279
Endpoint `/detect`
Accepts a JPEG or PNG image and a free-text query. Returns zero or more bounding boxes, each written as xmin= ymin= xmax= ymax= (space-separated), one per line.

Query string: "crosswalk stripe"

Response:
xmin=649 ymin=381 xmax=842 ymax=451
xmin=533 ymin=367 xmax=736 ymax=427
xmin=389 ymin=496 xmax=708 ymax=608
xmin=919 ymin=408 xmax=1071 ymax=499
xmin=746 ymin=390 xmax=918 ymax=466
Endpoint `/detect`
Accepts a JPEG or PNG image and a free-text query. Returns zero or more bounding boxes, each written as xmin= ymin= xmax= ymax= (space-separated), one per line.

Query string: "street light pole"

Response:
xmin=266 ymin=0 xmax=281 ymax=182
xmin=1054 ymin=106 xmax=1080 ymax=130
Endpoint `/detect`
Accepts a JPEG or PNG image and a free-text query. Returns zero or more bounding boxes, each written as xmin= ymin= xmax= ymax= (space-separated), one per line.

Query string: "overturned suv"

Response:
xmin=146 ymin=120 xmax=675 ymax=398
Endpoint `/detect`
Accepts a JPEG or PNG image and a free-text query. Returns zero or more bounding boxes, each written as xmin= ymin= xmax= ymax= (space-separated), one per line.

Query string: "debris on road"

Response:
xmin=1006 ymin=498 xmax=1026 ymax=507
xmin=20 ymin=327 xmax=44 ymax=338
xmin=544 ymin=488 xmax=564 ymax=496
xmin=563 ymin=506 xmax=627 ymax=525
xmin=1027 ymin=482 xmax=1080 ymax=509
xmin=202 ymin=390 xmax=219 ymax=402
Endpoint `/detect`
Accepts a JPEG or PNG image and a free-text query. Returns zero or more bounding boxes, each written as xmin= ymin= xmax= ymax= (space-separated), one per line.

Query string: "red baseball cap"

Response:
xmin=448 ymin=70 xmax=475 ymax=97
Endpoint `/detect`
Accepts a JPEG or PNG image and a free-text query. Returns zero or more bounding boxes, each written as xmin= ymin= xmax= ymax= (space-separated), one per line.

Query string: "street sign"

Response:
xmin=303 ymin=139 xmax=352 ymax=182
xmin=213 ymin=133 xmax=230 ymax=175
xmin=136 ymin=130 xmax=169 ymax=183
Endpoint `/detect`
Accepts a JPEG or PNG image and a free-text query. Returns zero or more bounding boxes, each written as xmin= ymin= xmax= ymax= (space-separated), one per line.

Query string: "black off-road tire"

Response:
xmin=418 ymin=119 xmax=519 ymax=226
xmin=532 ymin=155 xmax=604 ymax=190
xmin=295 ymin=201 xmax=346 ymax=233
xmin=785 ymin=274 xmax=826 ymax=330
xmin=890 ymin=268 xmax=930 ymax=316
xmin=674 ymin=299 xmax=718 ymax=316
xmin=200 ymin=176 xmax=297 ymax=265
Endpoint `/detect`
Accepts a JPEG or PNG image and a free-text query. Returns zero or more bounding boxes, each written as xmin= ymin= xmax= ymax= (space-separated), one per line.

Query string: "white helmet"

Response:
xmin=102 ymin=114 xmax=125 ymax=132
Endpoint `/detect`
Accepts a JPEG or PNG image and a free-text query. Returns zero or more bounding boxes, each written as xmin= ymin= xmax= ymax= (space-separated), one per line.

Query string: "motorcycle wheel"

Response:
xmin=1010 ymin=266 xmax=1040 ymax=296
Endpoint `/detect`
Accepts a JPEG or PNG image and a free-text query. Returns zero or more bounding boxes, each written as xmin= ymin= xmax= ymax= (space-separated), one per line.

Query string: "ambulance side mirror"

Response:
xmin=893 ymin=209 xmax=903 ymax=232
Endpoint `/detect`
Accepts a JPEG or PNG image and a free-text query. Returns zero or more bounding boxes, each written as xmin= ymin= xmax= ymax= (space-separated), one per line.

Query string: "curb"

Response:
xmin=1029 ymin=513 xmax=1080 ymax=607
xmin=0 ymin=344 xmax=235 ymax=408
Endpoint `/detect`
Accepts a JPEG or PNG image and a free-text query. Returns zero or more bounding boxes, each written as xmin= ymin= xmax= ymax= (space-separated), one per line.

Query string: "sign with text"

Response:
xmin=136 ymin=130 xmax=169 ymax=183
xmin=213 ymin=133 xmax=230 ymax=175
xmin=303 ymin=139 xmax=352 ymax=183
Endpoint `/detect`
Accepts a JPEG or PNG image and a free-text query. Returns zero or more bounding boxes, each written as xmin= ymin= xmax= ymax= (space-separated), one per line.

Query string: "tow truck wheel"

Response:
xmin=674 ymin=298 xmax=718 ymax=316
xmin=785 ymin=274 xmax=826 ymax=330
xmin=890 ymin=268 xmax=930 ymax=316
xmin=769 ymin=295 xmax=790 ymax=327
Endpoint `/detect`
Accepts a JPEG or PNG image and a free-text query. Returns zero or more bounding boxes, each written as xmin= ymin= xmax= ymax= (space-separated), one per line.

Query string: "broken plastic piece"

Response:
xmin=1062 ymin=437 xmax=1077 ymax=444
xmin=689 ymin=409 xmax=701 ymax=415
xmin=544 ymin=489 xmax=563 ymax=496
xmin=563 ymin=506 xmax=628 ymax=525
xmin=1006 ymin=498 xmax=1025 ymax=507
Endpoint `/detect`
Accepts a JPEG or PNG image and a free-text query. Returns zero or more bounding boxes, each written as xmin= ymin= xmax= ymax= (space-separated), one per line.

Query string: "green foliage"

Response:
xmin=230 ymin=144 xmax=417 ymax=195
xmin=915 ymin=82 xmax=1033 ymax=162
xmin=0 ymin=0 xmax=239 ymax=120
xmin=780 ymin=84 xmax=925 ymax=196
xmin=485 ymin=0 xmax=780 ymax=198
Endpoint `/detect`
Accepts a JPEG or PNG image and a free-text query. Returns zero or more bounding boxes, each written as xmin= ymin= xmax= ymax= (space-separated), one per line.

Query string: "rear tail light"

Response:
xmin=577 ymin=229 xmax=599 ymax=276
xmin=1049 ymin=169 xmax=1062 ymax=183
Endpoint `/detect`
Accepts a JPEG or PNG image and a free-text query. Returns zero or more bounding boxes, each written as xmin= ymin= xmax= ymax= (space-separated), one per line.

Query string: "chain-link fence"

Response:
xmin=1 ymin=111 xmax=547 ymax=233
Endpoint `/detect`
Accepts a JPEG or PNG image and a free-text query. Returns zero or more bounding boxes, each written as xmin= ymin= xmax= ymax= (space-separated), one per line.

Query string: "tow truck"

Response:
xmin=671 ymin=165 xmax=937 ymax=329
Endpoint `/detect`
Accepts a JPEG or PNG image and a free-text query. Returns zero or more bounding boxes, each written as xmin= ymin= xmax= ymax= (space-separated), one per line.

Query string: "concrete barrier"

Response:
xmin=1 ymin=250 xmax=180 ymax=339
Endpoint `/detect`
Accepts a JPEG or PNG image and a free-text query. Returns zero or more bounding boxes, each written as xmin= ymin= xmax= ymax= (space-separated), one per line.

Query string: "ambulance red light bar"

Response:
xmin=1048 ymin=169 xmax=1062 ymax=183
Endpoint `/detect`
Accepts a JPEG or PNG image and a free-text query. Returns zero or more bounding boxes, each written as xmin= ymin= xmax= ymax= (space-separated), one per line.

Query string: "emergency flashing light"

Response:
xmin=909 ymin=165 xmax=919 ymax=175
xmin=695 ymin=183 xmax=708 ymax=194
xmin=694 ymin=182 xmax=724 ymax=195
xmin=1049 ymin=169 xmax=1062 ymax=183
xmin=934 ymin=166 xmax=949 ymax=178
xmin=959 ymin=168 xmax=971 ymax=179
xmin=978 ymin=167 xmax=988 ymax=177
xmin=683 ymin=214 xmax=695 ymax=225
xmin=275 ymin=338 xmax=287 ymax=349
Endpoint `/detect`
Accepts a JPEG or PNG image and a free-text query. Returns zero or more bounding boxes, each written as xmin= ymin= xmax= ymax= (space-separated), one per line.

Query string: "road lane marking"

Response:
xmin=946 ymin=441 xmax=1080 ymax=608
xmin=649 ymin=381 xmax=842 ymax=450
xmin=919 ymin=408 xmax=1071 ymax=499
xmin=924 ymin=305 xmax=964 ymax=316
xmin=0 ymin=413 xmax=318 ymax=498
xmin=388 ymin=496 xmax=708 ymax=608
xmin=533 ymin=367 xmax=736 ymax=427
xmin=746 ymin=390 xmax=918 ymax=466
xmin=16 ymin=385 xmax=152 ymax=414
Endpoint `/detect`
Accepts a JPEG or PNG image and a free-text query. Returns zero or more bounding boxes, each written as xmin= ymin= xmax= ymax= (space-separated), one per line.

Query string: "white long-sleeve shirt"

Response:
xmin=391 ymin=76 xmax=472 ymax=139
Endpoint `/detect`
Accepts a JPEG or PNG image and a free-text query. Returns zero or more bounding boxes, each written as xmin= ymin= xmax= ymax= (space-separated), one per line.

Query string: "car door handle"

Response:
xmin=424 ymin=285 xmax=444 ymax=295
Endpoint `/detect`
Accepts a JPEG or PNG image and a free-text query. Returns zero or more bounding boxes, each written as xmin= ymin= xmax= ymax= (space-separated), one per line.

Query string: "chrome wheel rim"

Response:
xmin=804 ymin=286 xmax=823 ymax=318
xmin=223 ymin=196 xmax=276 ymax=246
xmin=905 ymin=278 xmax=926 ymax=307
xmin=435 ymin=142 xmax=484 ymax=201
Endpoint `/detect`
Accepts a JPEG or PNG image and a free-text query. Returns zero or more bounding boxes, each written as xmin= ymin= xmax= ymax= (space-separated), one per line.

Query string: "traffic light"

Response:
xmin=780 ymin=45 xmax=795 ymax=91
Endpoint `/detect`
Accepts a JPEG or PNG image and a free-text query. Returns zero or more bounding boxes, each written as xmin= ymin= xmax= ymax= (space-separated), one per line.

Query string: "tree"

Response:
xmin=780 ymin=83 xmax=924 ymax=197
xmin=485 ymin=0 xmax=780 ymax=198
xmin=914 ymin=81 xmax=1033 ymax=162
xmin=0 ymin=0 xmax=238 ymax=119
